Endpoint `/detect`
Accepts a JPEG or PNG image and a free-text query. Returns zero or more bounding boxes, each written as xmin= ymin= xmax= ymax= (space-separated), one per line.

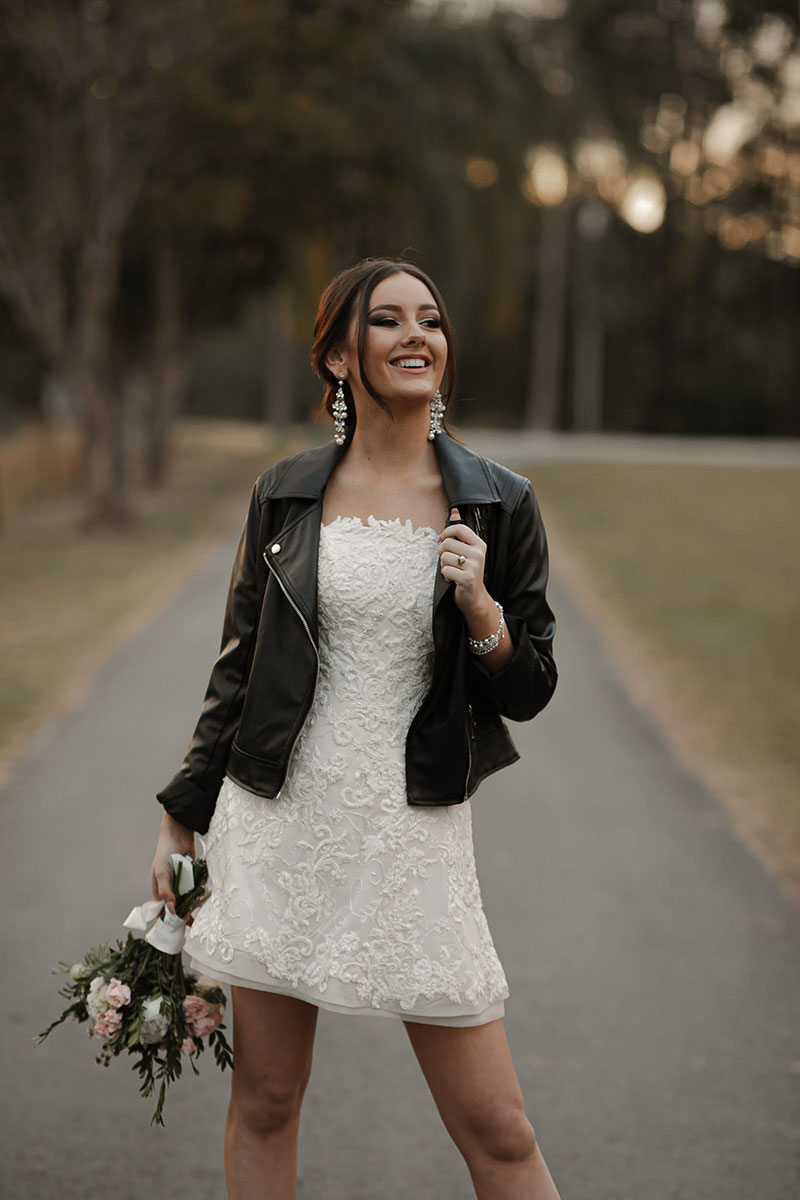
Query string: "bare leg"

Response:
xmin=225 ymin=988 xmax=319 ymax=1200
xmin=403 ymin=1018 xmax=561 ymax=1200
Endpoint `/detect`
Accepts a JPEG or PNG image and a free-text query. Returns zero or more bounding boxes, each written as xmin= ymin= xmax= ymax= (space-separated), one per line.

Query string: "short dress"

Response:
xmin=185 ymin=515 xmax=509 ymax=1026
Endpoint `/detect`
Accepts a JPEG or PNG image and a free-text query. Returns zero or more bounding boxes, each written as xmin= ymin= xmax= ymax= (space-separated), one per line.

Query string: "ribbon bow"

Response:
xmin=122 ymin=854 xmax=195 ymax=955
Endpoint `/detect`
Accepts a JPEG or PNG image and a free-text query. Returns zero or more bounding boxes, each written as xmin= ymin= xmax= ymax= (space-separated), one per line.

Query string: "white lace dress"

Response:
xmin=185 ymin=515 xmax=509 ymax=1026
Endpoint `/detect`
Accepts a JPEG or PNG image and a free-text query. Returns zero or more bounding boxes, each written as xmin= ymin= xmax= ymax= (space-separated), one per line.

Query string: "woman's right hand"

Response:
xmin=151 ymin=810 xmax=196 ymax=914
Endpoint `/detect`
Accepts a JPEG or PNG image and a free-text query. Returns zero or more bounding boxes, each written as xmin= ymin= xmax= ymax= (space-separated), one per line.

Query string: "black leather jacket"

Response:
xmin=157 ymin=432 xmax=557 ymax=833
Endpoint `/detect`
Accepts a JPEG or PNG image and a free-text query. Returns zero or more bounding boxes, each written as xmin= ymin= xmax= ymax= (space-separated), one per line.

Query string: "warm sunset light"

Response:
xmin=523 ymin=145 xmax=569 ymax=206
xmin=618 ymin=171 xmax=667 ymax=233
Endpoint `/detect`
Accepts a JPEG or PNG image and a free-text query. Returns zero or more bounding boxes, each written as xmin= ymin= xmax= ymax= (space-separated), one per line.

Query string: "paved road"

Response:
xmin=2 ymin=503 xmax=799 ymax=1199
xmin=467 ymin=428 xmax=800 ymax=469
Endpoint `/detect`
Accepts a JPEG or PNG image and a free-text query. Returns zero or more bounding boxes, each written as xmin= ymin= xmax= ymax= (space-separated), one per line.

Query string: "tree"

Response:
xmin=0 ymin=1 xmax=238 ymax=520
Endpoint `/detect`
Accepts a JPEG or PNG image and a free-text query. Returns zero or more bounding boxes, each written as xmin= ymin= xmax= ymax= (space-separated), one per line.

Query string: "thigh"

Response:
xmin=403 ymin=1018 xmax=528 ymax=1142
xmin=230 ymin=986 xmax=319 ymax=1092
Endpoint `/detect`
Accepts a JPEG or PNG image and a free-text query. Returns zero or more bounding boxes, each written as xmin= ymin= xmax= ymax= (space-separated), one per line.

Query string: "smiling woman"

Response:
xmin=312 ymin=259 xmax=457 ymax=442
xmin=151 ymin=257 xmax=560 ymax=1198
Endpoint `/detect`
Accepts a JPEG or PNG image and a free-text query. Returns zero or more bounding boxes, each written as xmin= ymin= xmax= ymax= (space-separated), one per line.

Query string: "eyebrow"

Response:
xmin=368 ymin=303 xmax=440 ymax=313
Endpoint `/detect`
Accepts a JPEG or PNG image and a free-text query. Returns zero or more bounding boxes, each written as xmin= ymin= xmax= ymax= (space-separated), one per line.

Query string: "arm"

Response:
xmin=150 ymin=810 xmax=196 ymax=914
xmin=473 ymin=480 xmax=557 ymax=721
xmin=440 ymin=482 xmax=556 ymax=723
xmin=155 ymin=481 xmax=264 ymax=833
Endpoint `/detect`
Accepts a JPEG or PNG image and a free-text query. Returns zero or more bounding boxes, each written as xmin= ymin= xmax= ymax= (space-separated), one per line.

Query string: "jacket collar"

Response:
xmin=266 ymin=431 xmax=501 ymax=508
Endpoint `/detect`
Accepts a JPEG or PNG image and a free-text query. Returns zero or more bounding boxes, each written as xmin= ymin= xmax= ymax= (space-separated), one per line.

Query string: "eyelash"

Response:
xmin=371 ymin=317 xmax=442 ymax=328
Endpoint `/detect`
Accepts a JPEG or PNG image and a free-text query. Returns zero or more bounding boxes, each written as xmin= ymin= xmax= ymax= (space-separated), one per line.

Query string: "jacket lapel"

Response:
xmin=264 ymin=431 xmax=502 ymax=629
xmin=266 ymin=431 xmax=501 ymax=509
xmin=432 ymin=434 xmax=502 ymax=613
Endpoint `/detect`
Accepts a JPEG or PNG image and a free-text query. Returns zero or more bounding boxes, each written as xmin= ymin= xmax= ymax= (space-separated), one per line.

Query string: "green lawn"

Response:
xmin=530 ymin=461 xmax=800 ymax=900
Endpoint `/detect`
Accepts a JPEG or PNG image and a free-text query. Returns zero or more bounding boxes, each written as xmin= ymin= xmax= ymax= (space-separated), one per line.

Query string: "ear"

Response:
xmin=325 ymin=347 xmax=347 ymax=378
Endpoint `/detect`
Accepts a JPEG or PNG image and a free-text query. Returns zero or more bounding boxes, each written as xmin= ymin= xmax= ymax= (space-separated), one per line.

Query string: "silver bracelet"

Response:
xmin=468 ymin=601 xmax=505 ymax=656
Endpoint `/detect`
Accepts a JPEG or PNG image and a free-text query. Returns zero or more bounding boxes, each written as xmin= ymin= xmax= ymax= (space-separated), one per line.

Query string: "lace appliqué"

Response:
xmin=186 ymin=516 xmax=509 ymax=1017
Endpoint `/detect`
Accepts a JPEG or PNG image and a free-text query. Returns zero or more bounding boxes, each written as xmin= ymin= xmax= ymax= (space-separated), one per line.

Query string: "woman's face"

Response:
xmin=341 ymin=272 xmax=448 ymax=413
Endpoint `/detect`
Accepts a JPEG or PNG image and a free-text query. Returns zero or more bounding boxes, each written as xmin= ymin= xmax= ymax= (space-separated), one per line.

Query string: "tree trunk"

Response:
xmin=143 ymin=240 xmax=184 ymax=486
xmin=73 ymin=238 xmax=130 ymax=525
xmin=525 ymin=204 xmax=571 ymax=430
xmin=571 ymin=203 xmax=607 ymax=431
xmin=263 ymin=283 xmax=294 ymax=431
xmin=644 ymin=205 xmax=677 ymax=433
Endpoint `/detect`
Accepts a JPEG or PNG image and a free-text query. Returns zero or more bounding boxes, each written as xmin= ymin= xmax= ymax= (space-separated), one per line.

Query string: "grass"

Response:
xmin=0 ymin=420 xmax=296 ymax=784
xmin=529 ymin=461 xmax=800 ymax=901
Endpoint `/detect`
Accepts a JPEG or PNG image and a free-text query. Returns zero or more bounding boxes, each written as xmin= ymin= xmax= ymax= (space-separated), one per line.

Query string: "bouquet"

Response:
xmin=37 ymin=855 xmax=233 ymax=1125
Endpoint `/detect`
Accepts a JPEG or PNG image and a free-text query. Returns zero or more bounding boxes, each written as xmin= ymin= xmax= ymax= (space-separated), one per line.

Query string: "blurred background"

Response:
xmin=0 ymin=0 xmax=798 ymax=524
xmin=2 ymin=6 xmax=799 ymax=1195
xmin=1 ymin=0 xmax=799 ymax=886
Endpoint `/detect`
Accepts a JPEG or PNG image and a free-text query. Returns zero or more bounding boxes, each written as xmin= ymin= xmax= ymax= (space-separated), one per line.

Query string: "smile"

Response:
xmin=389 ymin=358 xmax=430 ymax=369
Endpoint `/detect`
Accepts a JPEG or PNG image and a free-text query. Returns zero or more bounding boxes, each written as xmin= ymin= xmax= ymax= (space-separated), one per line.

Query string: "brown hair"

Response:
xmin=311 ymin=257 xmax=456 ymax=437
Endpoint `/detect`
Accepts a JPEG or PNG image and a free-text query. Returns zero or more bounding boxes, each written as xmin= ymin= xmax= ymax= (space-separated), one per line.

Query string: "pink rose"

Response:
xmin=105 ymin=979 xmax=132 ymax=1009
xmin=182 ymin=995 xmax=209 ymax=1022
xmin=180 ymin=1037 xmax=197 ymax=1055
xmin=93 ymin=1009 xmax=123 ymax=1040
xmin=191 ymin=1010 xmax=223 ymax=1038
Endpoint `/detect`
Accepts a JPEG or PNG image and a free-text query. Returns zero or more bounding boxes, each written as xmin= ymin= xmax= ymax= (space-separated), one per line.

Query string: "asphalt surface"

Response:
xmin=2 ymin=498 xmax=799 ymax=1199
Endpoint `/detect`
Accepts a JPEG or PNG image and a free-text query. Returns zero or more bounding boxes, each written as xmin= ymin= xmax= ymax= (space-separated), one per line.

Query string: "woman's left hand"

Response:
xmin=437 ymin=519 xmax=493 ymax=618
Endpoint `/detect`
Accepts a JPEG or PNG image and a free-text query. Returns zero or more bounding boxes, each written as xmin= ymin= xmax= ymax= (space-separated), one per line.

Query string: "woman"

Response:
xmin=151 ymin=258 xmax=560 ymax=1198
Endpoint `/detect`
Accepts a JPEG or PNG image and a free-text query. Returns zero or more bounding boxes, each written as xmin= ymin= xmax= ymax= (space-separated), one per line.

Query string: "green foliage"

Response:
xmin=36 ymin=858 xmax=234 ymax=1127
xmin=0 ymin=0 xmax=797 ymax=437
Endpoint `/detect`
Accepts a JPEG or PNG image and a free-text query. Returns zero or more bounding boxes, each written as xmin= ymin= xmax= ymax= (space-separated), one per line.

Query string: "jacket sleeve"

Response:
xmin=468 ymin=479 xmax=557 ymax=722
xmin=156 ymin=482 xmax=263 ymax=833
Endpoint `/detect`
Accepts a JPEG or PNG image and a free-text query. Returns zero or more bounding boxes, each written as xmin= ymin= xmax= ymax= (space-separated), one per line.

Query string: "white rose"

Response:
xmin=86 ymin=976 xmax=109 ymax=1021
xmin=70 ymin=962 xmax=92 ymax=982
xmin=139 ymin=996 xmax=171 ymax=1045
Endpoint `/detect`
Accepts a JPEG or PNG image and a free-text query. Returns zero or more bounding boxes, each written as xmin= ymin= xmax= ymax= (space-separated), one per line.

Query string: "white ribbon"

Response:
xmin=123 ymin=899 xmax=164 ymax=938
xmin=121 ymin=854 xmax=195 ymax=955
xmin=144 ymin=908 xmax=187 ymax=954
xmin=171 ymin=853 xmax=195 ymax=895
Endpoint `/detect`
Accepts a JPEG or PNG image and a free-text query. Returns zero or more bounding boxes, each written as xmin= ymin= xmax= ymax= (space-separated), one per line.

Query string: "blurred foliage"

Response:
xmin=0 ymin=0 xmax=797 ymax=474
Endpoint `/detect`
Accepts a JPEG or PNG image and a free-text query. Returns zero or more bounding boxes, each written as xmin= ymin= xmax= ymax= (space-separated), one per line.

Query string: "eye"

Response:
xmin=369 ymin=317 xmax=399 ymax=327
xmin=421 ymin=317 xmax=442 ymax=328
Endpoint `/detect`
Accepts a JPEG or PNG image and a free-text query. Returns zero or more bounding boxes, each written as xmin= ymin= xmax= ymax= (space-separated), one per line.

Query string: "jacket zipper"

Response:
xmin=462 ymin=504 xmax=483 ymax=801
xmin=263 ymin=548 xmax=321 ymax=778
xmin=465 ymin=703 xmax=477 ymax=801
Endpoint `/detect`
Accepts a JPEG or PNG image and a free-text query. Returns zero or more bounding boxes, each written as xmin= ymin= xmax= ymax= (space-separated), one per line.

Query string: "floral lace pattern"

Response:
xmin=186 ymin=516 xmax=509 ymax=1023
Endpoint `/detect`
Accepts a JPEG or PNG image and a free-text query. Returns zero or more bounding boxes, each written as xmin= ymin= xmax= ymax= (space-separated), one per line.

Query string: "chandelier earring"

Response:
xmin=332 ymin=374 xmax=348 ymax=445
xmin=428 ymin=388 xmax=445 ymax=441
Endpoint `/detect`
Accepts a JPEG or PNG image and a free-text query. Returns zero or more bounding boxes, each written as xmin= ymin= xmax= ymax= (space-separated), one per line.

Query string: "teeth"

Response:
xmin=394 ymin=359 xmax=427 ymax=368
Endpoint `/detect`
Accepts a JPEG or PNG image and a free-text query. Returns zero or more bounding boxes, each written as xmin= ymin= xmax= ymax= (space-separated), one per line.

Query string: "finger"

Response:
xmin=438 ymin=524 xmax=481 ymax=546
xmin=154 ymin=866 xmax=176 ymax=913
xmin=440 ymin=564 xmax=475 ymax=586
xmin=438 ymin=538 xmax=482 ymax=561
xmin=442 ymin=551 xmax=470 ymax=570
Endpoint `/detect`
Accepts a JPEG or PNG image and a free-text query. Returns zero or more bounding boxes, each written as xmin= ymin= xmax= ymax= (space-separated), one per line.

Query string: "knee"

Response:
xmin=230 ymin=1070 xmax=309 ymax=1138
xmin=465 ymin=1105 xmax=539 ymax=1166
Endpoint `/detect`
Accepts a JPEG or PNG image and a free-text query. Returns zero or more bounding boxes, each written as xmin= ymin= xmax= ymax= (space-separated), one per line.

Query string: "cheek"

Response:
xmin=433 ymin=333 xmax=449 ymax=363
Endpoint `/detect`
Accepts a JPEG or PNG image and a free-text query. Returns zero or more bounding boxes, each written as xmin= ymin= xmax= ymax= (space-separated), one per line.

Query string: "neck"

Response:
xmin=347 ymin=400 xmax=437 ymax=477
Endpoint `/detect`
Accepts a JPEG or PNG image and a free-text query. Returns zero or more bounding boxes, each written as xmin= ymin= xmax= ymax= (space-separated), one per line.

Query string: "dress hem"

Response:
xmin=187 ymin=950 xmax=507 ymax=1028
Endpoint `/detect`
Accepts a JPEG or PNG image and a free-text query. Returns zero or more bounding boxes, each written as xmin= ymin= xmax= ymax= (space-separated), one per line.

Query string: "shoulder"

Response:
xmin=467 ymin=447 xmax=534 ymax=515
xmin=251 ymin=441 xmax=340 ymax=506
xmin=252 ymin=452 xmax=305 ymax=504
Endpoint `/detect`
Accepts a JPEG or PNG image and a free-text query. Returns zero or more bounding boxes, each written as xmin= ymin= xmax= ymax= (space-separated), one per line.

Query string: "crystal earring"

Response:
xmin=428 ymin=388 xmax=445 ymax=440
xmin=332 ymin=374 xmax=347 ymax=445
